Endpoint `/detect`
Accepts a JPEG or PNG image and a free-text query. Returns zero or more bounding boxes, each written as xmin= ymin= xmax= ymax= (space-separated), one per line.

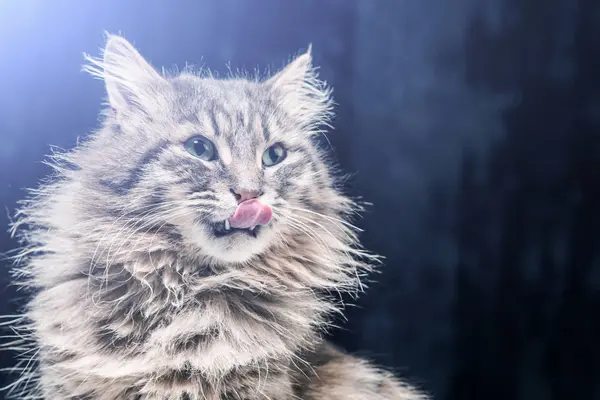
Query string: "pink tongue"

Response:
xmin=228 ymin=199 xmax=273 ymax=229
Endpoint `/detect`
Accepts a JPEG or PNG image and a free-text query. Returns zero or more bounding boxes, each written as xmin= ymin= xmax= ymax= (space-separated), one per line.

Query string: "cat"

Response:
xmin=2 ymin=34 xmax=427 ymax=399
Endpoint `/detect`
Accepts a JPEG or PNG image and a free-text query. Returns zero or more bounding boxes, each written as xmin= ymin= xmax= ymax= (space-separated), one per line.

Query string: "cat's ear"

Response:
xmin=84 ymin=33 xmax=166 ymax=111
xmin=266 ymin=45 xmax=333 ymax=132
xmin=267 ymin=45 xmax=313 ymax=91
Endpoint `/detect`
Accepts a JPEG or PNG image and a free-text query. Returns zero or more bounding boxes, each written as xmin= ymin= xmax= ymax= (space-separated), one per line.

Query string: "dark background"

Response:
xmin=1 ymin=0 xmax=599 ymax=399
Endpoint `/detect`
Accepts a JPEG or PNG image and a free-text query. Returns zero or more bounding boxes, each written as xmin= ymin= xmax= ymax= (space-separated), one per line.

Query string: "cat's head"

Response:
xmin=72 ymin=34 xmax=356 ymax=265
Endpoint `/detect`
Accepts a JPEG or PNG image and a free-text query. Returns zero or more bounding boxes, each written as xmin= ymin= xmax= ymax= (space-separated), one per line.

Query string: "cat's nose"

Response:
xmin=230 ymin=188 xmax=262 ymax=203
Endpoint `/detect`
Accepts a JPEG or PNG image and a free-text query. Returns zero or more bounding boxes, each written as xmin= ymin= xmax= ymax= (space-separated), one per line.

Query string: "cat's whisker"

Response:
xmin=284 ymin=212 xmax=364 ymax=260
xmin=279 ymin=215 xmax=333 ymax=255
xmin=96 ymin=198 xmax=215 ymax=270
xmin=286 ymin=205 xmax=363 ymax=232
xmin=87 ymin=199 xmax=188 ymax=282
xmin=87 ymin=207 xmax=169 ymax=290
xmin=187 ymin=191 xmax=217 ymax=199
xmin=102 ymin=208 xmax=189 ymax=273
xmin=104 ymin=205 xmax=184 ymax=260
xmin=87 ymin=206 xmax=189 ymax=293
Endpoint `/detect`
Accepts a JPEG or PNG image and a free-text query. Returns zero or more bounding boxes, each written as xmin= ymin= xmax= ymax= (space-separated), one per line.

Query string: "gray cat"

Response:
xmin=2 ymin=34 xmax=426 ymax=399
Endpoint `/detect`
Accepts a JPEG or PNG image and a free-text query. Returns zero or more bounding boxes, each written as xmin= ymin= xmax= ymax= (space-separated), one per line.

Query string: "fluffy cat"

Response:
xmin=2 ymin=34 xmax=426 ymax=399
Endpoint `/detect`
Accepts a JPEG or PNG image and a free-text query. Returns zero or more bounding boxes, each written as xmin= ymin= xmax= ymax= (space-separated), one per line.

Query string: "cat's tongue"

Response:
xmin=228 ymin=199 xmax=272 ymax=229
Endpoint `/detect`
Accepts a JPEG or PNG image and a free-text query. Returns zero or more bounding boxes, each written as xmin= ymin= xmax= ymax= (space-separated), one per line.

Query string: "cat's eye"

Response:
xmin=262 ymin=143 xmax=287 ymax=167
xmin=184 ymin=135 xmax=218 ymax=161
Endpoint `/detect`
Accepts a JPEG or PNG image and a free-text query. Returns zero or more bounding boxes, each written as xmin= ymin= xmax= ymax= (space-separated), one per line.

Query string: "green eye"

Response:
xmin=184 ymin=135 xmax=217 ymax=161
xmin=262 ymin=143 xmax=287 ymax=167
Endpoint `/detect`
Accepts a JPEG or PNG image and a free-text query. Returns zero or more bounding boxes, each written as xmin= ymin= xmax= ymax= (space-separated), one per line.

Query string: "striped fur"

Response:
xmin=1 ymin=34 xmax=427 ymax=399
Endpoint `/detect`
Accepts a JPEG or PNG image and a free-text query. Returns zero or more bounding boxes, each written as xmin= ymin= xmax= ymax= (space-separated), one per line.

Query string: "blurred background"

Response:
xmin=1 ymin=0 xmax=599 ymax=399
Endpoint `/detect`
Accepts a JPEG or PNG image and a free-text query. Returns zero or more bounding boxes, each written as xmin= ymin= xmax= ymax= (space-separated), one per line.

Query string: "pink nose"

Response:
xmin=230 ymin=188 xmax=261 ymax=203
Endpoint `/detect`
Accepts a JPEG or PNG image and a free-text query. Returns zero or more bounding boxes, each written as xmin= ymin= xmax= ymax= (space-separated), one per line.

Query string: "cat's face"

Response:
xmin=83 ymin=35 xmax=337 ymax=264
xmin=140 ymin=78 xmax=330 ymax=263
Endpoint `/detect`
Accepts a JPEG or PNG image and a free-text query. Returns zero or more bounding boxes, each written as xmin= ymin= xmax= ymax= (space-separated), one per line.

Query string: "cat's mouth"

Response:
xmin=210 ymin=199 xmax=272 ymax=239
xmin=211 ymin=220 xmax=261 ymax=238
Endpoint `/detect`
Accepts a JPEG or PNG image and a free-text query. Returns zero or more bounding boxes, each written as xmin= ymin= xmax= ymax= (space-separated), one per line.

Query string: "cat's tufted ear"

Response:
xmin=84 ymin=33 xmax=167 ymax=112
xmin=266 ymin=45 xmax=333 ymax=133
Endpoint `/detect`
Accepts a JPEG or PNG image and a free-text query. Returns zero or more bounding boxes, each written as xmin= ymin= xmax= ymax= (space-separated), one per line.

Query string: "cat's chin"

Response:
xmin=188 ymin=222 xmax=275 ymax=264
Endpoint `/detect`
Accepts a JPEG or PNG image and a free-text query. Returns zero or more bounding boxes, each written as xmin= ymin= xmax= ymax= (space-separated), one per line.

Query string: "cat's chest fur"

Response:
xmin=42 ymin=357 xmax=298 ymax=399
xmin=30 ymin=256 xmax=323 ymax=399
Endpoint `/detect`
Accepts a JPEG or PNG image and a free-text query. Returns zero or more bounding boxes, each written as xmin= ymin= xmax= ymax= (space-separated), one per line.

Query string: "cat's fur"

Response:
xmin=2 ymin=34 xmax=426 ymax=399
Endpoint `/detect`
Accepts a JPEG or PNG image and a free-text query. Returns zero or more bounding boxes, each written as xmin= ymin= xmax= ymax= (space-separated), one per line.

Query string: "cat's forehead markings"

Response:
xmin=200 ymin=113 xmax=217 ymax=137
xmin=199 ymin=113 xmax=233 ymax=165
xmin=251 ymin=113 xmax=263 ymax=140
xmin=265 ymin=111 xmax=286 ymax=140
xmin=213 ymin=108 xmax=233 ymax=136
